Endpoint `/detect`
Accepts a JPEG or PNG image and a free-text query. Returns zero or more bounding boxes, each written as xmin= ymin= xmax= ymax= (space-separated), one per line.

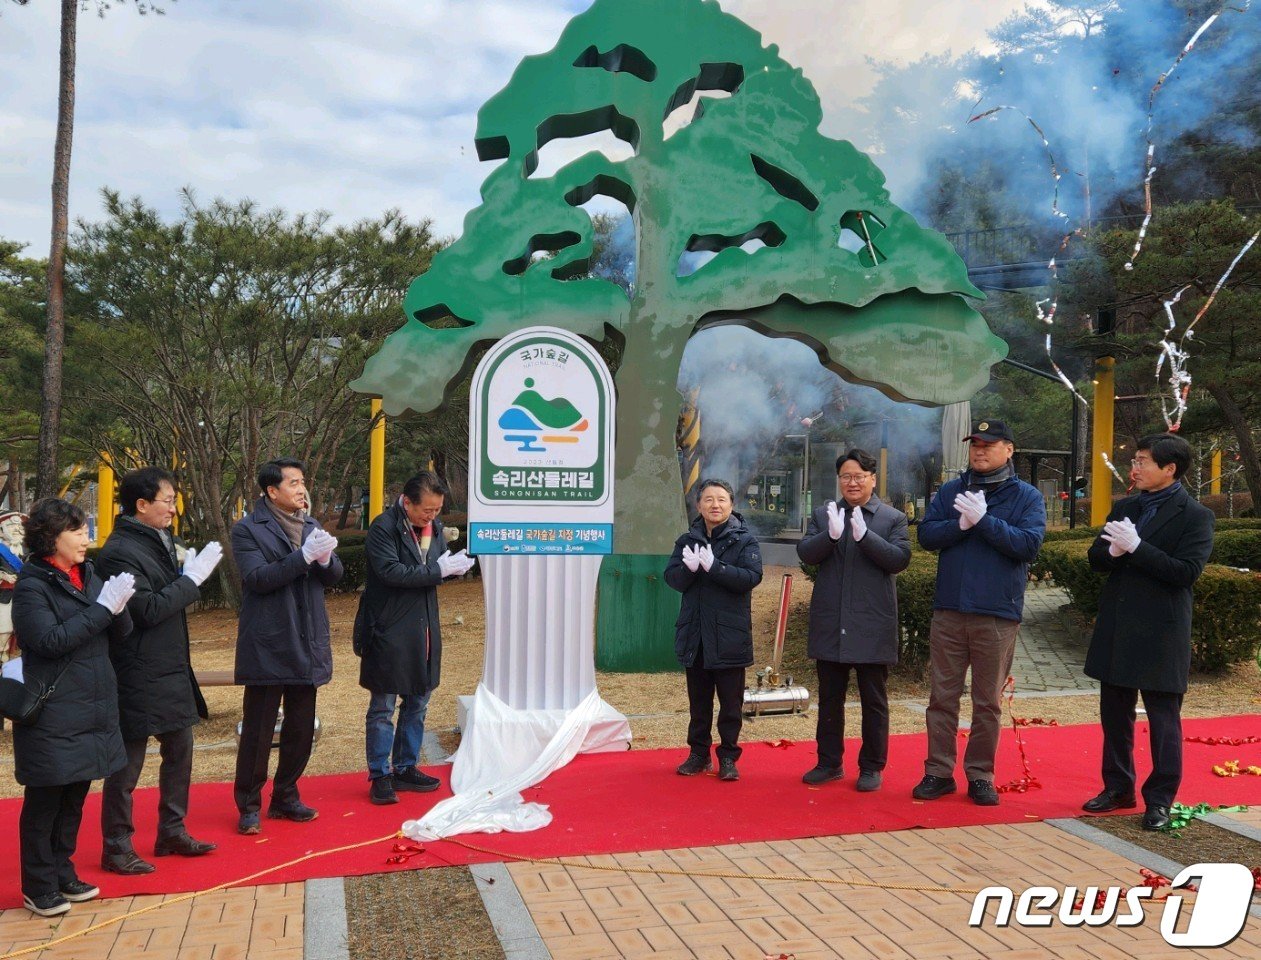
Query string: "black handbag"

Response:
xmin=0 ymin=660 xmax=71 ymax=727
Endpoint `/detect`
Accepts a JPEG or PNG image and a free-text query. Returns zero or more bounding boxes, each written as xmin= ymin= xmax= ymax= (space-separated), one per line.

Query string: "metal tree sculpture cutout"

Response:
xmin=353 ymin=0 xmax=1006 ymax=556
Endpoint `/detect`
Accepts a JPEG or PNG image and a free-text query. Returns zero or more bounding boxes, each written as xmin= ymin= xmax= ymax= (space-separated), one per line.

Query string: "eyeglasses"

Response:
xmin=148 ymin=497 xmax=178 ymax=507
xmin=1131 ymin=457 xmax=1154 ymax=468
xmin=838 ymin=473 xmax=871 ymax=484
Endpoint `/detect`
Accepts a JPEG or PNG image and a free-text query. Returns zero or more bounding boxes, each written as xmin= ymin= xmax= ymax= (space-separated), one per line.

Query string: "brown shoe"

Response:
xmin=101 ymin=851 xmax=156 ymax=875
xmin=154 ymin=834 xmax=217 ymax=857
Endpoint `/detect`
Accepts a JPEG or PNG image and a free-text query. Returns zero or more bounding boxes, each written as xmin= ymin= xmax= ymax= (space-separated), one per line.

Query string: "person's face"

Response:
xmin=969 ymin=438 xmax=1013 ymax=473
xmin=698 ymin=485 xmax=733 ymax=528
xmin=1130 ymin=450 xmax=1177 ymax=492
xmin=135 ymin=480 xmax=178 ymax=530
xmin=838 ymin=460 xmax=877 ymax=506
xmin=53 ymin=523 xmax=91 ymax=566
xmin=267 ymin=467 xmax=308 ymax=513
xmin=403 ymin=491 xmax=444 ymax=528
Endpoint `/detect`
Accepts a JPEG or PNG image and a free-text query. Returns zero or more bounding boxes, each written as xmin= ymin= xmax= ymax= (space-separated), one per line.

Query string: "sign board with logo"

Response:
xmin=468 ymin=327 xmax=614 ymax=554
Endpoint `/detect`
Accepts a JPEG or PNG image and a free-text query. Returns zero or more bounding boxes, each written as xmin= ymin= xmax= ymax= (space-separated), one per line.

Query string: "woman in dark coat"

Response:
xmin=11 ymin=499 xmax=136 ymax=917
xmin=354 ymin=471 xmax=473 ymax=805
xmin=797 ymin=449 xmax=911 ymax=792
xmin=664 ymin=478 xmax=763 ymax=782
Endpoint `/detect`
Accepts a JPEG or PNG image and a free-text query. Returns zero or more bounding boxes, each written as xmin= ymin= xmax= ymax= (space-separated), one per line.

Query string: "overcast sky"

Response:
xmin=1 ymin=0 xmax=1025 ymax=253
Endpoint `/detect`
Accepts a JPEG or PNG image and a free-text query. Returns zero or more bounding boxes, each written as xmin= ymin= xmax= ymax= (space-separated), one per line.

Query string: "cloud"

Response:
xmin=1 ymin=0 xmax=1024 ymax=251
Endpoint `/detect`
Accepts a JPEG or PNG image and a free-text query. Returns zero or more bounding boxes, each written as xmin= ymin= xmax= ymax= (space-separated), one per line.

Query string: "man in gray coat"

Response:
xmin=797 ymin=449 xmax=911 ymax=792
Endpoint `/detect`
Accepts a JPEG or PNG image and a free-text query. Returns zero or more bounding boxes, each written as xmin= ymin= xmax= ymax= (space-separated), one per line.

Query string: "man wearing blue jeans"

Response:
xmin=353 ymin=472 xmax=474 ymax=804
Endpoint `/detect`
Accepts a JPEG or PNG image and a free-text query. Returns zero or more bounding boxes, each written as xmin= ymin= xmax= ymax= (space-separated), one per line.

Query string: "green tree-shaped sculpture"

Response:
xmin=352 ymin=0 xmax=1006 ymax=556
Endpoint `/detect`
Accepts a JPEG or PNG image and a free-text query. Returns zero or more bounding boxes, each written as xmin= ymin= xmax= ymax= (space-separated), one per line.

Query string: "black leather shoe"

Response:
xmin=968 ymin=779 xmax=1000 ymax=806
xmin=1142 ymin=805 xmax=1171 ymax=831
xmin=101 ymin=851 xmax=155 ymax=875
xmin=1082 ymin=789 xmax=1137 ymax=813
xmin=154 ymin=834 xmax=217 ymax=857
xmin=802 ymin=765 xmax=843 ymax=785
xmin=370 ymin=776 xmax=399 ymax=805
xmin=912 ymin=774 xmax=957 ymax=800
xmin=393 ymin=766 xmax=440 ymax=793
xmin=268 ymin=801 xmax=319 ymax=822
xmin=676 ymin=753 xmax=712 ymax=776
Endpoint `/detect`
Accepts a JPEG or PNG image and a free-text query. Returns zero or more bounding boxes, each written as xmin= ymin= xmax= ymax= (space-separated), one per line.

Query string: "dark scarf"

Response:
xmin=1135 ymin=482 xmax=1182 ymax=534
xmin=265 ymin=500 xmax=306 ymax=548
xmin=966 ymin=461 xmax=1015 ymax=493
xmin=119 ymin=514 xmax=178 ymax=567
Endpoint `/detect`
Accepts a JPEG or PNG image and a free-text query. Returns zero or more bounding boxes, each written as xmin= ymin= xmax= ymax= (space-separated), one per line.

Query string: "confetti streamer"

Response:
xmin=1099 ymin=451 xmax=1128 ymax=488
xmin=997 ymin=677 xmax=1042 ymax=794
xmin=1163 ymin=801 xmax=1248 ymax=835
xmin=1186 ymin=735 xmax=1261 ymax=746
xmin=1125 ymin=2 xmax=1253 ymax=270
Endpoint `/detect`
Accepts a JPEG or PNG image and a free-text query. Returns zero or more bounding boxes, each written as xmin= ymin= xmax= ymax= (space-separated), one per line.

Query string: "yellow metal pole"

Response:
xmin=1210 ymin=449 xmax=1222 ymax=496
xmin=96 ymin=455 xmax=116 ymax=546
xmin=370 ymin=398 xmax=385 ymax=521
xmin=1090 ymin=357 xmax=1115 ymax=527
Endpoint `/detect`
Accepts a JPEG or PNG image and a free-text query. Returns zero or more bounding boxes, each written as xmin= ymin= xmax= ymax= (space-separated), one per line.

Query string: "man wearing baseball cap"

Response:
xmin=914 ymin=419 xmax=1046 ymax=805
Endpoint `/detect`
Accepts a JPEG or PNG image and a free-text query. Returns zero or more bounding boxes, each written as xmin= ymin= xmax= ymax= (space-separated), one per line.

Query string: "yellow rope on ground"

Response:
xmin=440 ymin=836 xmax=984 ymax=896
xmin=0 ymin=831 xmax=402 ymax=960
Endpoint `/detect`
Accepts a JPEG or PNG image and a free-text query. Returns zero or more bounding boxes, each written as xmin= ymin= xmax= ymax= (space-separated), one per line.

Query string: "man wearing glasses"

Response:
xmin=797 ymin=449 xmax=911 ymax=792
xmin=97 ymin=467 xmax=224 ymax=874
xmin=354 ymin=471 xmax=473 ymax=805
xmin=915 ymin=420 xmax=1045 ymax=806
xmin=1081 ymin=433 xmax=1214 ymax=830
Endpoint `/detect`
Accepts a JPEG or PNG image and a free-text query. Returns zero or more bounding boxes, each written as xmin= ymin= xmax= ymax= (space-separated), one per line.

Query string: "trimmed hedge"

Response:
xmin=1211 ymin=530 xmax=1261 ymax=570
xmin=1038 ymin=540 xmax=1261 ymax=672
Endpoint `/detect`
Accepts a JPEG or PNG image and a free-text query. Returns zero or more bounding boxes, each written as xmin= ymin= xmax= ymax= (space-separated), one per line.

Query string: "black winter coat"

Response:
xmin=796 ymin=497 xmax=911 ymax=664
xmin=97 ymin=518 xmax=207 ymax=741
xmin=11 ymin=558 xmax=131 ymax=787
xmin=354 ymin=502 xmax=447 ymax=695
xmin=1084 ymin=486 xmax=1214 ymax=694
xmin=232 ymin=499 xmax=344 ymax=687
xmin=664 ymin=513 xmax=763 ymax=670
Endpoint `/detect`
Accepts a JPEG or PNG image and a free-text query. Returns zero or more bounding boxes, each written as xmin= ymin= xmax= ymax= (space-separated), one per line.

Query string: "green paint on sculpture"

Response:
xmin=351 ymin=0 xmax=1008 ymax=556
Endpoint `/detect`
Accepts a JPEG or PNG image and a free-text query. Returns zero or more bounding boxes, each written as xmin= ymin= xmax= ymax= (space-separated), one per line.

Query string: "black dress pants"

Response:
xmin=815 ymin=660 xmax=890 ymax=773
xmin=234 ymin=684 xmax=317 ymax=814
xmin=1099 ymin=681 xmax=1184 ymax=808
xmin=20 ymin=780 xmax=90 ymax=899
xmin=685 ymin=666 xmax=745 ymax=763
xmin=102 ymin=726 xmax=195 ymax=856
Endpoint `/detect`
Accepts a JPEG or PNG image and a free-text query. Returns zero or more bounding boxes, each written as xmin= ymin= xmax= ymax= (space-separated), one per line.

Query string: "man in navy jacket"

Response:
xmin=914 ymin=420 xmax=1045 ymax=806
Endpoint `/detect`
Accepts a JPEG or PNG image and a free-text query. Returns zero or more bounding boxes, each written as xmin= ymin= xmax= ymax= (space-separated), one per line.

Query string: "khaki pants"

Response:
xmin=925 ymin=610 xmax=1019 ymax=782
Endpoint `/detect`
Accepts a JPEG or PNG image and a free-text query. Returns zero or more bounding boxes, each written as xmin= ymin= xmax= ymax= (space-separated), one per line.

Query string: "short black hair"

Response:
xmin=118 ymin=466 xmax=176 ymax=516
xmin=696 ymin=478 xmax=734 ymax=501
xmin=258 ymin=457 xmax=305 ymax=494
xmin=402 ymin=470 xmax=448 ymax=502
xmin=836 ymin=448 xmax=878 ymax=475
xmin=24 ymin=497 xmax=88 ymax=559
xmin=1137 ymin=433 xmax=1192 ymax=481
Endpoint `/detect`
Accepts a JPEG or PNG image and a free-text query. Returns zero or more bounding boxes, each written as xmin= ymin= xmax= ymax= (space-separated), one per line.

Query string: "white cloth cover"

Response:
xmin=401 ymin=683 xmax=628 ymax=841
xmin=1 ymin=655 xmax=22 ymax=682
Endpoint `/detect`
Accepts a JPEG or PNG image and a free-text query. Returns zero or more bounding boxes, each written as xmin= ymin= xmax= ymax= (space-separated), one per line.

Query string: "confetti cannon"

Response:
xmin=743 ymin=573 xmax=810 ymax=717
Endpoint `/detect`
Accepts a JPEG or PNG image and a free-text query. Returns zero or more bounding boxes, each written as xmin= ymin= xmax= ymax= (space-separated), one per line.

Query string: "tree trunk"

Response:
xmin=1205 ymin=382 xmax=1261 ymax=508
xmin=36 ymin=0 xmax=79 ymax=499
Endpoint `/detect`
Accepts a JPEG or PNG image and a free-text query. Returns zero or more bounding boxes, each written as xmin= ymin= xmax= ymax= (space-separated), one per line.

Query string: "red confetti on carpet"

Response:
xmin=2 ymin=714 xmax=1259 ymax=908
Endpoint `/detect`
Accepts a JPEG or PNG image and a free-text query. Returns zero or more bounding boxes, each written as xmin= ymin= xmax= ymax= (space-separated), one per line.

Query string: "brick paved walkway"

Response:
xmin=1011 ymin=585 xmax=1096 ymax=694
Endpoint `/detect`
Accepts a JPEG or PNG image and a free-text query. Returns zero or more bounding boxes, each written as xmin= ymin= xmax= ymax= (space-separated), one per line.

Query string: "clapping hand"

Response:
xmin=1102 ymin=518 xmax=1140 ymax=556
xmin=826 ymin=500 xmax=844 ymax=540
xmin=437 ymin=548 xmax=475 ymax=578
xmin=96 ymin=572 xmax=136 ymax=615
xmin=301 ymin=529 xmax=337 ymax=565
xmin=183 ymin=541 xmax=224 ymax=586
xmin=681 ymin=544 xmax=701 ymax=572
xmin=697 ymin=544 xmax=715 ymax=572
xmin=850 ymin=507 xmax=868 ymax=542
xmin=953 ymin=490 xmax=987 ymax=530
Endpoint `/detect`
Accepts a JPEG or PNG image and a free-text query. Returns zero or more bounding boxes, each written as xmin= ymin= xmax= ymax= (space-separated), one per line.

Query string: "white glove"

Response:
xmin=96 ymin=572 xmax=136 ymax=615
xmin=697 ymin=544 xmax=715 ymax=572
xmin=680 ymin=544 xmax=701 ymax=572
xmin=850 ymin=507 xmax=867 ymax=542
xmin=301 ymin=529 xmax=335 ymax=564
xmin=183 ymin=541 xmax=223 ymax=586
xmin=437 ymin=548 xmax=474 ymax=578
xmin=826 ymin=500 xmax=844 ymax=540
xmin=954 ymin=491 xmax=987 ymax=530
xmin=1102 ymin=518 xmax=1140 ymax=555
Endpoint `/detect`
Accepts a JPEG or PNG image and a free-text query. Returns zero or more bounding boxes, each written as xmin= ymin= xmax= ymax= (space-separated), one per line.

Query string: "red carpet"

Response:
xmin=3 ymin=714 xmax=1260 ymax=909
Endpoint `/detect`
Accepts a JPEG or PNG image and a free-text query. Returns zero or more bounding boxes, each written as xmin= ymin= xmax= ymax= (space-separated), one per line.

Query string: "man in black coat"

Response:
xmin=797 ymin=449 xmax=911 ymax=792
xmin=354 ymin=471 xmax=473 ymax=805
xmin=97 ymin=467 xmax=224 ymax=875
xmin=1082 ymin=433 xmax=1215 ymax=831
xmin=231 ymin=458 xmax=343 ymax=835
xmin=664 ymin=478 xmax=763 ymax=782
